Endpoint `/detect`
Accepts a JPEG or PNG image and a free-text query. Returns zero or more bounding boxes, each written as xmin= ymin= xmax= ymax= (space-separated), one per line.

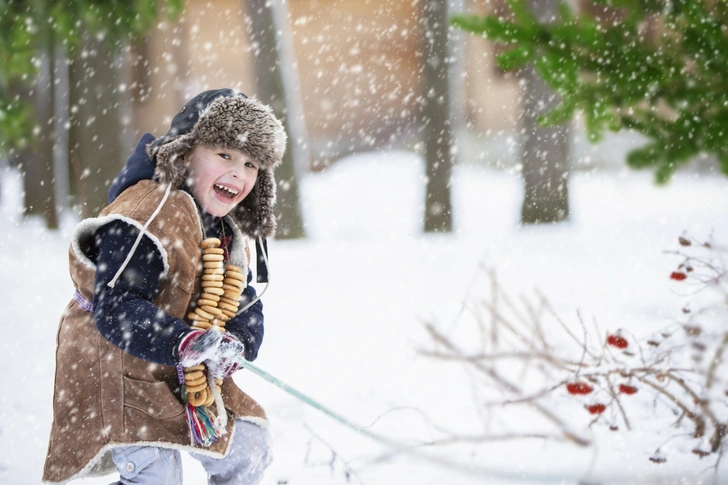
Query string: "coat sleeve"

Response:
xmin=92 ymin=219 xmax=192 ymax=366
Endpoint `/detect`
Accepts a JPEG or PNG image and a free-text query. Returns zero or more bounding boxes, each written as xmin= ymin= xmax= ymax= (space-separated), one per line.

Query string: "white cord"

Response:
xmin=108 ymin=184 xmax=172 ymax=288
xmin=209 ymin=372 xmax=228 ymax=429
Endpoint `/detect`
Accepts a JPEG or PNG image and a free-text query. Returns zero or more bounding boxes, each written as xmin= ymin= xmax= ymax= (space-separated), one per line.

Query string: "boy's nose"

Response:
xmin=229 ymin=166 xmax=244 ymax=178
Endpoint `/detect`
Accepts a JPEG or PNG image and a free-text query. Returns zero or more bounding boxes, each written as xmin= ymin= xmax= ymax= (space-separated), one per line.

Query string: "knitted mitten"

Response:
xmin=178 ymin=328 xmax=223 ymax=368
xmin=206 ymin=333 xmax=246 ymax=379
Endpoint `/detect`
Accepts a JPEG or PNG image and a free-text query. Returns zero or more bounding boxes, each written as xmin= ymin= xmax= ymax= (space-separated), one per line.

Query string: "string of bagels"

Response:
xmin=181 ymin=236 xmax=246 ymax=445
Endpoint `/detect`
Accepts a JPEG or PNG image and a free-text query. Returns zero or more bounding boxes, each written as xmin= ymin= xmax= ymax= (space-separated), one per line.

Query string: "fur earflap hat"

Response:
xmin=147 ymin=88 xmax=286 ymax=238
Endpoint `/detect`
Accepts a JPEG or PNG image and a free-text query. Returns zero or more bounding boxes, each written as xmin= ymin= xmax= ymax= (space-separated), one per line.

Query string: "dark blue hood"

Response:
xmin=108 ymin=133 xmax=158 ymax=203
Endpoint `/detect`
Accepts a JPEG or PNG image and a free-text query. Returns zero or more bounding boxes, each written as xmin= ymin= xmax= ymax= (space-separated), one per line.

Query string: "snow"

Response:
xmin=0 ymin=153 xmax=727 ymax=485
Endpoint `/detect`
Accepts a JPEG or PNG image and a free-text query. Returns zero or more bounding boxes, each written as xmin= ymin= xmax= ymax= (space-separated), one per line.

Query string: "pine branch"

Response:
xmin=452 ymin=0 xmax=728 ymax=181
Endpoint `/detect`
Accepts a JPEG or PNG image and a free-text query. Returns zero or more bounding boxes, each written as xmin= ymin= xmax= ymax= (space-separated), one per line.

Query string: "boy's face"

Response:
xmin=186 ymin=145 xmax=259 ymax=217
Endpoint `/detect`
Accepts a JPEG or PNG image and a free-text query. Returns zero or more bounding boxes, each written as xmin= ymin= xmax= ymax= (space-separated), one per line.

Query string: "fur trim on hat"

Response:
xmin=147 ymin=95 xmax=286 ymax=238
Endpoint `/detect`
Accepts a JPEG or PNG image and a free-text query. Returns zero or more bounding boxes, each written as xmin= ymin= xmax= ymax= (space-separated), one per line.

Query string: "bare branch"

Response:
xmin=303 ymin=424 xmax=364 ymax=484
xmin=424 ymin=324 xmax=591 ymax=447
xmin=488 ymin=269 xmax=498 ymax=348
xmin=706 ymin=332 xmax=728 ymax=390
xmin=636 ymin=377 xmax=705 ymax=436
xmin=604 ymin=374 xmax=631 ymax=431
xmin=537 ymin=290 xmax=598 ymax=360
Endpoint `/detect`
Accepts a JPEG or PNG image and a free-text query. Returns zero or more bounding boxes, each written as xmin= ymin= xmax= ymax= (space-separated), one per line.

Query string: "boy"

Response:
xmin=43 ymin=89 xmax=285 ymax=485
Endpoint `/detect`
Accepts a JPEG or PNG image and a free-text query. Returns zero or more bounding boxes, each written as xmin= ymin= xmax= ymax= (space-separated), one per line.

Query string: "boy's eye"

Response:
xmin=218 ymin=153 xmax=231 ymax=160
xmin=245 ymin=161 xmax=258 ymax=169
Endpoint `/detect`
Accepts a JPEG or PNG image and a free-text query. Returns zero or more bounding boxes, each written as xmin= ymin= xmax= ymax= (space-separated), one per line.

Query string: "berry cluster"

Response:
xmin=563 ymin=335 xmax=640 ymax=417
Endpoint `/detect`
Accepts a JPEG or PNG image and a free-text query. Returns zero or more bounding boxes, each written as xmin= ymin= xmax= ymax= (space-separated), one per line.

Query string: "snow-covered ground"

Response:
xmin=1 ymin=152 xmax=727 ymax=485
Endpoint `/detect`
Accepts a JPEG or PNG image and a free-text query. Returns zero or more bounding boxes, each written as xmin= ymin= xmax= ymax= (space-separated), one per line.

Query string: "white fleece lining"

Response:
xmin=70 ymin=215 xmax=171 ymax=278
xmin=43 ymin=416 xmax=270 ymax=484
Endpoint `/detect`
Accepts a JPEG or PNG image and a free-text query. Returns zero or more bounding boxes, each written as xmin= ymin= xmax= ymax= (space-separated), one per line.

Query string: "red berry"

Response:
xmin=587 ymin=403 xmax=606 ymax=414
xmin=670 ymin=272 xmax=687 ymax=281
xmin=619 ymin=384 xmax=638 ymax=395
xmin=566 ymin=382 xmax=593 ymax=395
xmin=607 ymin=335 xmax=629 ymax=349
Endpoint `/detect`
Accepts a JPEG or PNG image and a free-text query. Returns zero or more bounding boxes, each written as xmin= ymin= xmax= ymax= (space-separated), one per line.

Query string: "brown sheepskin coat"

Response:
xmin=43 ymin=180 xmax=267 ymax=483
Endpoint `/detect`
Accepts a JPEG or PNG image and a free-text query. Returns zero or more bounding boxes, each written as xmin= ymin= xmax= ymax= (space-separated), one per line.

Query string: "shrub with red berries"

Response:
xmin=423 ymin=233 xmax=727 ymax=475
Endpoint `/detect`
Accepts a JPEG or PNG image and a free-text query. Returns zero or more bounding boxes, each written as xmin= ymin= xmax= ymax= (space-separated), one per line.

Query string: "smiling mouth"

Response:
xmin=214 ymin=184 xmax=239 ymax=200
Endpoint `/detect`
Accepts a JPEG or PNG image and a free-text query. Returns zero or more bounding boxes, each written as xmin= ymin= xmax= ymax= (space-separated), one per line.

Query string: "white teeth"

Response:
xmin=215 ymin=184 xmax=239 ymax=195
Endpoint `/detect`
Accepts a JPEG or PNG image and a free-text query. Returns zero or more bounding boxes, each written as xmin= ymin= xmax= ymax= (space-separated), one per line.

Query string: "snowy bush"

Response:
xmin=422 ymin=234 xmax=727 ymax=476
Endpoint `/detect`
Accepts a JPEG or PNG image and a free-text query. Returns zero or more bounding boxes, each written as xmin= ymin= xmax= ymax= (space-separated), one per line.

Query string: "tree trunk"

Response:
xmin=420 ymin=0 xmax=454 ymax=233
xmin=5 ymin=80 xmax=32 ymax=202
xmin=23 ymin=25 xmax=59 ymax=229
xmin=67 ymin=30 xmax=126 ymax=218
xmin=519 ymin=0 xmax=570 ymax=225
xmin=244 ymin=0 xmax=306 ymax=240
xmin=53 ymin=44 xmax=70 ymax=214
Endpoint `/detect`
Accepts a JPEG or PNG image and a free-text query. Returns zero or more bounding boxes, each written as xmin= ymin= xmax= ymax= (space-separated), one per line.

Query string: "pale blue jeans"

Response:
xmin=109 ymin=420 xmax=271 ymax=485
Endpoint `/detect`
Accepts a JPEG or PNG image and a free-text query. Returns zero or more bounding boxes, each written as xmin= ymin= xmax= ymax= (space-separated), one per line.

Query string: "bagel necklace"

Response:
xmin=180 ymin=219 xmax=247 ymax=447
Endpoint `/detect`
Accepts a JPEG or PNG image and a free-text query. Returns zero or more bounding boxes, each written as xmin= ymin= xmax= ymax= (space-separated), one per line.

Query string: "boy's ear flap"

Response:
xmin=228 ymin=167 xmax=277 ymax=239
xmin=149 ymin=132 xmax=196 ymax=188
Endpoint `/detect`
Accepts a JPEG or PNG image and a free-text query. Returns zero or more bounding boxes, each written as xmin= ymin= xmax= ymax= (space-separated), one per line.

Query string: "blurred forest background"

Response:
xmin=2 ymin=3 xmax=728 ymax=481
xmin=1 ymin=0 xmax=725 ymax=236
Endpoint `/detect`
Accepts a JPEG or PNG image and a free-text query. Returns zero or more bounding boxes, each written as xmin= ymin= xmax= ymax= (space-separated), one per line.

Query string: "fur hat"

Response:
xmin=147 ymin=89 xmax=286 ymax=238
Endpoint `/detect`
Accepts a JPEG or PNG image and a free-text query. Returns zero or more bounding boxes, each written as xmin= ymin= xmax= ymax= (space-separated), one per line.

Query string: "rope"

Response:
xmin=240 ymin=360 xmax=586 ymax=483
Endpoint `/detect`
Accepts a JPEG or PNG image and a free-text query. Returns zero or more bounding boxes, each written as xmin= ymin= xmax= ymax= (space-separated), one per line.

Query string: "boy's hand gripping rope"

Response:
xmin=178 ymin=236 xmax=247 ymax=447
